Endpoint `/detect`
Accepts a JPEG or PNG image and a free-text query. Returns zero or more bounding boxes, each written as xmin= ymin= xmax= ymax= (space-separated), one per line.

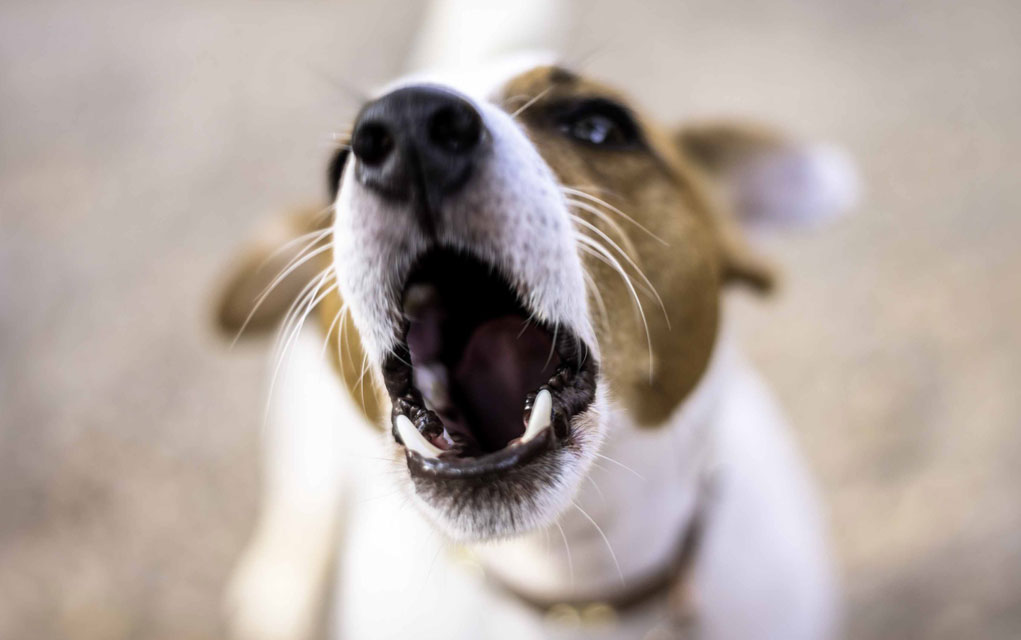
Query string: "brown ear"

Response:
xmin=675 ymin=122 xmax=782 ymax=294
xmin=716 ymin=219 xmax=778 ymax=294
xmin=676 ymin=121 xmax=785 ymax=178
xmin=677 ymin=120 xmax=859 ymax=229
xmin=213 ymin=207 xmax=332 ymax=339
xmin=677 ymin=119 xmax=858 ymax=293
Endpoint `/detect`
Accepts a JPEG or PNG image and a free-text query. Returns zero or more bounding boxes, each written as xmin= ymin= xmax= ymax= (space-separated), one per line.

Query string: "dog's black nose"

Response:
xmin=351 ymin=86 xmax=485 ymax=217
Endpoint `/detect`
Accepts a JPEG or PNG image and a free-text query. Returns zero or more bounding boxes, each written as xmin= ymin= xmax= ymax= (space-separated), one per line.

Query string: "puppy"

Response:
xmin=216 ymin=14 xmax=856 ymax=640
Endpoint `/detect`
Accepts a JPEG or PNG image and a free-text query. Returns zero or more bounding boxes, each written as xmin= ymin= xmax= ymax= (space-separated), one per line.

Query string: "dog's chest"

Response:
xmin=331 ymin=389 xmax=717 ymax=640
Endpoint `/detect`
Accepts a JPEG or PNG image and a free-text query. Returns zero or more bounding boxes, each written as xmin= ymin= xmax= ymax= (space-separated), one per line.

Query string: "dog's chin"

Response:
xmin=393 ymin=401 xmax=604 ymax=542
xmin=376 ymin=248 xmax=602 ymax=542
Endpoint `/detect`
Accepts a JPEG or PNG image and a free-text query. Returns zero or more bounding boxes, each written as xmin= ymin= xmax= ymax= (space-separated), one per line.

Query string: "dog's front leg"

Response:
xmin=225 ymin=328 xmax=359 ymax=640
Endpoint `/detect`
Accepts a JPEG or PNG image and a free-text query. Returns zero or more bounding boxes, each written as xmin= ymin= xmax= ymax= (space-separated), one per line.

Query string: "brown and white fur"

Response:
xmin=215 ymin=4 xmax=858 ymax=639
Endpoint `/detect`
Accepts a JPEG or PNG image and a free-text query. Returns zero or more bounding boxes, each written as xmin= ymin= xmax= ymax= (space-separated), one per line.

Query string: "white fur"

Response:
xmin=331 ymin=92 xmax=595 ymax=364
xmin=694 ymin=336 xmax=838 ymax=640
xmin=227 ymin=2 xmax=838 ymax=634
xmin=226 ymin=329 xmax=357 ymax=640
xmin=229 ymin=326 xmax=835 ymax=639
xmin=331 ymin=82 xmax=603 ymax=541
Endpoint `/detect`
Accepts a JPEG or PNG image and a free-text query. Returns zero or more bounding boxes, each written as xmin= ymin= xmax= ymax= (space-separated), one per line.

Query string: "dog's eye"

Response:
xmin=558 ymin=100 xmax=640 ymax=149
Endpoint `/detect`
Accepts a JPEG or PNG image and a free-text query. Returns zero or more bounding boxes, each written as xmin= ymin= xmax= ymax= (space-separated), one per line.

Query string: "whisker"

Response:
xmin=319 ymin=141 xmax=352 ymax=156
xmin=308 ymin=65 xmax=370 ymax=104
xmin=320 ymin=302 xmax=348 ymax=359
xmin=281 ymin=282 xmax=338 ymax=375
xmin=544 ymin=324 xmax=559 ymax=370
xmin=561 ymin=186 xmax=669 ymax=246
xmin=263 ymin=267 xmax=336 ymax=422
xmin=390 ymin=347 xmax=413 ymax=368
xmin=592 ymin=452 xmax=645 ymax=481
xmin=570 ymin=213 xmax=670 ymax=329
xmin=576 ymin=237 xmax=654 ymax=379
xmin=558 ymin=43 xmax=609 ymax=76
xmin=575 ymin=334 xmax=588 ymax=372
xmin=259 ymin=241 xmax=334 ymax=306
xmin=510 ymin=86 xmax=554 ymax=119
xmin=581 ymin=270 xmax=610 ymax=331
xmin=230 ymin=227 xmax=333 ymax=347
xmin=336 ymin=302 xmax=353 ymax=384
xmin=258 ymin=223 xmax=332 ymax=271
xmin=356 ymin=350 xmax=371 ymax=411
xmin=273 ymin=275 xmax=337 ymax=375
xmin=516 ymin=316 xmax=533 ymax=339
xmin=271 ymin=268 xmax=333 ymax=362
xmin=585 ymin=474 xmax=607 ymax=504
xmin=311 ymin=204 xmax=336 ymax=226
xmin=553 ymin=519 xmax=574 ymax=589
xmin=564 ymin=182 xmax=620 ymax=198
xmin=233 ymin=240 xmax=335 ymax=346
xmin=500 ymin=93 xmax=531 ymax=109
xmin=565 ymin=197 xmax=639 ymax=259
xmin=573 ymin=501 xmax=624 ymax=585
xmin=420 ymin=530 xmax=447 ymax=594
xmin=271 ymin=265 xmax=334 ymax=366
xmin=330 ymin=129 xmax=353 ymax=143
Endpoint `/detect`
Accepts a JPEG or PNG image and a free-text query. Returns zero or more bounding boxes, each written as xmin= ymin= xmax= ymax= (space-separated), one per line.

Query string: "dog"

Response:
xmin=214 ymin=4 xmax=858 ymax=639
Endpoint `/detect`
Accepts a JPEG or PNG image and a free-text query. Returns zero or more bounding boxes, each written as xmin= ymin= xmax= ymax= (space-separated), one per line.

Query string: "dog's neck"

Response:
xmin=470 ymin=329 xmax=734 ymax=600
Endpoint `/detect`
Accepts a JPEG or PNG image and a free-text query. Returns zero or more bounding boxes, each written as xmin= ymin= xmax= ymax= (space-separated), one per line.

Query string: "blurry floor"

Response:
xmin=2 ymin=1 xmax=1019 ymax=638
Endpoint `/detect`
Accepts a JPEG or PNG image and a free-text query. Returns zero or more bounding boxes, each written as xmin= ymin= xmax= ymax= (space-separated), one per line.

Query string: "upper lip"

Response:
xmin=379 ymin=248 xmax=598 ymax=479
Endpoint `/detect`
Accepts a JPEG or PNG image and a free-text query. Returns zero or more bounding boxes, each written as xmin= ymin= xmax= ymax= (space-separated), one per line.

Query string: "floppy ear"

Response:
xmin=677 ymin=121 xmax=860 ymax=229
xmin=213 ymin=207 xmax=333 ymax=339
xmin=676 ymin=121 xmax=860 ymax=292
xmin=214 ymin=147 xmax=349 ymax=338
xmin=211 ymin=205 xmax=387 ymax=424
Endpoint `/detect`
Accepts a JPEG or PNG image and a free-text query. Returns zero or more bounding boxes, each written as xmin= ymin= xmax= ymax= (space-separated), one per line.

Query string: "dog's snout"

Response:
xmin=351 ymin=86 xmax=485 ymax=216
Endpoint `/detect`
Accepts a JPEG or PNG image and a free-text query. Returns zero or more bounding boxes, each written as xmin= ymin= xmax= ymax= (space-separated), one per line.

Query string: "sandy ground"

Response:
xmin=2 ymin=0 xmax=1019 ymax=638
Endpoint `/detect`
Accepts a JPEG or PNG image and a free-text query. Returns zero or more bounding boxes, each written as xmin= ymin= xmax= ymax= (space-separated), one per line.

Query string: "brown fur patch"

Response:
xmin=216 ymin=67 xmax=788 ymax=431
xmin=214 ymin=209 xmax=329 ymax=336
xmin=213 ymin=206 xmax=385 ymax=427
xmin=499 ymin=67 xmax=728 ymax=426
xmin=317 ymin=285 xmax=386 ymax=427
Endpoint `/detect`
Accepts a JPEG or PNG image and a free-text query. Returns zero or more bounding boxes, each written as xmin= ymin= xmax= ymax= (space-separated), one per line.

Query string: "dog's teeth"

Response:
xmin=522 ymin=389 xmax=552 ymax=443
xmin=395 ymin=414 xmax=443 ymax=458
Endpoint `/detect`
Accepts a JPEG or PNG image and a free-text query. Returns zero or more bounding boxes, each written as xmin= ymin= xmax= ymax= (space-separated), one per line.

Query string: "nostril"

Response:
xmin=352 ymin=122 xmax=394 ymax=166
xmin=428 ymin=104 xmax=482 ymax=154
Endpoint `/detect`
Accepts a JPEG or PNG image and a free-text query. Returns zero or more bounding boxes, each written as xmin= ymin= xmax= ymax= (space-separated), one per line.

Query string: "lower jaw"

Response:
xmin=399 ymin=435 xmax=584 ymax=541
xmin=406 ymin=426 xmax=554 ymax=478
xmin=384 ymin=343 xmax=598 ymax=479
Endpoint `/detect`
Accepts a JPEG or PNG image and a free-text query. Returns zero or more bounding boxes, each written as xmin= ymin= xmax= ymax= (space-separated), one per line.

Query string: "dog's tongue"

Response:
xmin=453 ymin=316 xmax=558 ymax=451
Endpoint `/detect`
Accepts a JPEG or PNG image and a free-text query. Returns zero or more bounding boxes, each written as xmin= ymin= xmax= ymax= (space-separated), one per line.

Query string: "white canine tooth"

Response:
xmin=395 ymin=414 xmax=443 ymax=458
xmin=522 ymin=389 xmax=552 ymax=443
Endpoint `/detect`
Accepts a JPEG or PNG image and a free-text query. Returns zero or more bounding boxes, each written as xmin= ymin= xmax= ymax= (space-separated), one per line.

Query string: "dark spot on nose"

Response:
xmin=349 ymin=86 xmax=489 ymax=231
xmin=351 ymin=122 xmax=393 ymax=167
xmin=428 ymin=103 xmax=482 ymax=154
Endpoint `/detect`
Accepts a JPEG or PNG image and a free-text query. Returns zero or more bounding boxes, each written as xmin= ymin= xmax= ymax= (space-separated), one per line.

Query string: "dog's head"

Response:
xmin=331 ymin=62 xmax=778 ymax=542
xmin=217 ymin=62 xmax=855 ymax=543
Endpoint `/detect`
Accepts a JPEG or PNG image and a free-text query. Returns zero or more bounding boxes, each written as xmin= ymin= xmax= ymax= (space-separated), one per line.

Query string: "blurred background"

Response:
xmin=2 ymin=0 xmax=1019 ymax=638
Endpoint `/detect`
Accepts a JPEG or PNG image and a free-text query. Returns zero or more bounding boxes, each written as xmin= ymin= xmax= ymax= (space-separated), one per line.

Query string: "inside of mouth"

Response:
xmin=403 ymin=250 xmax=560 ymax=457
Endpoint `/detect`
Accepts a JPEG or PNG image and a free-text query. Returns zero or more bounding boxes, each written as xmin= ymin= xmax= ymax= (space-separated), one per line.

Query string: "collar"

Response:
xmin=483 ymin=469 xmax=716 ymax=627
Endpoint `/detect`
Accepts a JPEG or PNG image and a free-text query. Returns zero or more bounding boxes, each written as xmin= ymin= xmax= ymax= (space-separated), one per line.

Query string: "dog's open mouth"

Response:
xmin=381 ymin=249 xmax=597 ymax=478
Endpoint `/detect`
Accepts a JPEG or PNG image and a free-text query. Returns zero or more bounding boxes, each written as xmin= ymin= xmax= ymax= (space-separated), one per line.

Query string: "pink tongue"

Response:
xmin=453 ymin=316 xmax=558 ymax=451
